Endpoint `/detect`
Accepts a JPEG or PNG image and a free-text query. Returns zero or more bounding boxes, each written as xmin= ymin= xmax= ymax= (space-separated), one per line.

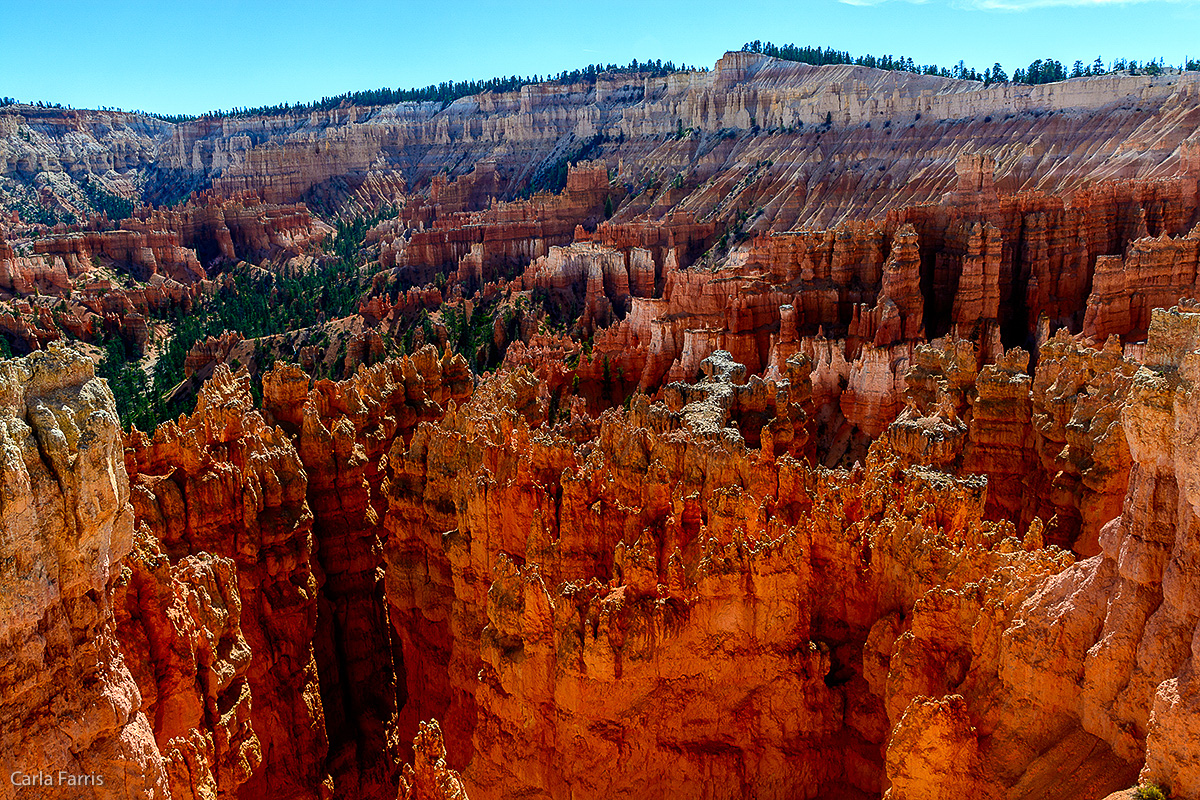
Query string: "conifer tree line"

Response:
xmin=3 ymin=60 xmax=689 ymax=122
xmin=740 ymin=41 xmax=1200 ymax=86
xmin=6 ymin=45 xmax=1199 ymax=123
xmin=144 ymin=59 xmax=691 ymax=123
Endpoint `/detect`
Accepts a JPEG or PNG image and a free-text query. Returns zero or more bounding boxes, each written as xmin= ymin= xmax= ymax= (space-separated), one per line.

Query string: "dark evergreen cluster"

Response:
xmin=80 ymin=178 xmax=135 ymax=221
xmin=741 ymin=41 xmax=980 ymax=78
xmin=94 ymin=334 xmax=154 ymax=431
xmin=440 ymin=295 xmax=515 ymax=374
xmin=0 ymin=97 xmax=15 ymax=107
xmin=13 ymin=201 xmax=76 ymax=227
xmin=740 ymin=41 xmax=1200 ymax=86
xmin=1025 ymin=57 xmax=1168 ymax=82
xmin=1013 ymin=59 xmax=1068 ymax=84
xmin=13 ymin=205 xmax=53 ymax=226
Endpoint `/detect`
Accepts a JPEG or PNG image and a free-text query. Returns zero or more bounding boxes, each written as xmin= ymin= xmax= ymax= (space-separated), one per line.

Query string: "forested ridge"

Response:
xmin=741 ymin=40 xmax=1200 ymax=85
xmin=7 ymin=44 xmax=1197 ymax=120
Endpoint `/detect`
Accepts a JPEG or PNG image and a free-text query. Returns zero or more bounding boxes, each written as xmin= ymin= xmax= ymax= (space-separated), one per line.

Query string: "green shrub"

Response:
xmin=1134 ymin=784 xmax=1168 ymax=800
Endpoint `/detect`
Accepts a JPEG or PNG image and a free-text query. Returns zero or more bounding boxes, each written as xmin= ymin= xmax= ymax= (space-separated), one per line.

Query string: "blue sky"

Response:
xmin=2 ymin=0 xmax=1197 ymax=115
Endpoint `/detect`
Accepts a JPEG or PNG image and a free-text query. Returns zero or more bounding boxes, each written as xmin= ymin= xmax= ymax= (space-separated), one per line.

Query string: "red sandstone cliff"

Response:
xmin=123 ymin=366 xmax=326 ymax=799
xmin=377 ymin=351 xmax=1082 ymax=798
xmin=262 ymin=347 xmax=471 ymax=797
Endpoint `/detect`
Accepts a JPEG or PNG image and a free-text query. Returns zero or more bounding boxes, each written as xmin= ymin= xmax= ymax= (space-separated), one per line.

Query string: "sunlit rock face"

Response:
xmin=0 ymin=343 xmax=170 ymax=799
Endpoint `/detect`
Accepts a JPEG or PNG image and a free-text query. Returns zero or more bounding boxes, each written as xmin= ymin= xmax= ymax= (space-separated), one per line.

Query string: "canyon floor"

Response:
xmin=2 ymin=52 xmax=1200 ymax=800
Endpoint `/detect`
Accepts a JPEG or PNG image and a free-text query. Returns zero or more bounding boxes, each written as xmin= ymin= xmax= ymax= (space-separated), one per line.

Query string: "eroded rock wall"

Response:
xmin=123 ymin=366 xmax=326 ymax=800
xmin=4 ymin=57 xmax=1200 ymax=800
xmin=10 ymin=324 xmax=1200 ymax=800
xmin=0 ymin=343 xmax=169 ymax=799
xmin=374 ymin=351 xmax=1124 ymax=799
xmin=262 ymin=347 xmax=472 ymax=798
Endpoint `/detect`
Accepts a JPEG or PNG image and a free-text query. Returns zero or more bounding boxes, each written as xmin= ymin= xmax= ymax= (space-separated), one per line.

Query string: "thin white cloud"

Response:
xmin=838 ymin=0 xmax=1193 ymax=8
xmin=967 ymin=0 xmax=1181 ymax=8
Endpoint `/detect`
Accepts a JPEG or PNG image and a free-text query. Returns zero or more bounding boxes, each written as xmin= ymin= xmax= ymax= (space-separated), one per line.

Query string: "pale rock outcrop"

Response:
xmin=0 ymin=343 xmax=170 ymax=799
xmin=397 ymin=721 xmax=470 ymax=800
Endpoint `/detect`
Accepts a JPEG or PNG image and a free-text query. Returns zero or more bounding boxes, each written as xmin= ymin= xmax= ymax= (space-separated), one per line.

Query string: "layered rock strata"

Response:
xmin=155 ymin=57 xmax=1200 ymax=226
xmin=7 ymin=55 xmax=1200 ymax=228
